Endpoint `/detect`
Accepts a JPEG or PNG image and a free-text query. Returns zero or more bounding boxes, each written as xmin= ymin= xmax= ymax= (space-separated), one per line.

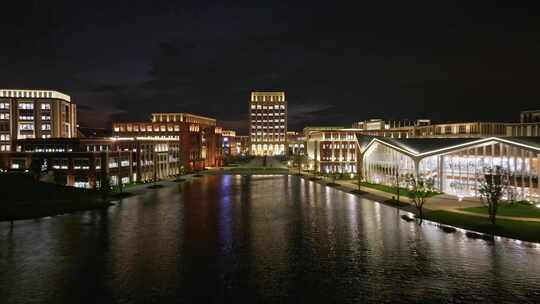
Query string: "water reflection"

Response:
xmin=1 ymin=175 xmax=540 ymax=303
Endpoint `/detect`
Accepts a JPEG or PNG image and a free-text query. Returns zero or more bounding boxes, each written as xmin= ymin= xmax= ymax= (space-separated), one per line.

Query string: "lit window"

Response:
xmin=41 ymin=103 xmax=51 ymax=110
xmin=19 ymin=123 xmax=34 ymax=130
xmin=18 ymin=103 xmax=34 ymax=110
xmin=41 ymin=124 xmax=51 ymax=131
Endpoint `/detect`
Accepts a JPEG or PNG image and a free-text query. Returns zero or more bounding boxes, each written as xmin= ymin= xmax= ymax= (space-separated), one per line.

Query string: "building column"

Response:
xmin=438 ymin=155 xmax=444 ymax=192
xmin=413 ymin=157 xmax=420 ymax=180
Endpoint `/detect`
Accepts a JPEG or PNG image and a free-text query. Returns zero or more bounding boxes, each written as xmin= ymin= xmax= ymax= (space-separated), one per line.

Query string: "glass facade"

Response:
xmin=362 ymin=140 xmax=540 ymax=202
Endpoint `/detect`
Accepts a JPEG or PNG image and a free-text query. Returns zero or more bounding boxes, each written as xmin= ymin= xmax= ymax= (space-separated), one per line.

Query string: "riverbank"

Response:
xmin=294 ymin=172 xmax=540 ymax=244
xmin=204 ymin=167 xmax=290 ymax=175
xmin=0 ymin=174 xmax=112 ymax=222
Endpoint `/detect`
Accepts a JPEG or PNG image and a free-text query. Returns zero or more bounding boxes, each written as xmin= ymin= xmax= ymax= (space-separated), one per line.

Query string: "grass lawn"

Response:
xmin=359 ymin=181 xmax=440 ymax=199
xmin=425 ymin=210 xmax=540 ymax=243
xmin=462 ymin=202 xmax=540 ymax=219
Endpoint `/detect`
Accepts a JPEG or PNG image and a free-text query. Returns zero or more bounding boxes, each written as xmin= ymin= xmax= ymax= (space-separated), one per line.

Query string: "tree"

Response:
xmin=329 ymin=172 xmax=337 ymax=184
xmin=30 ymin=157 xmax=44 ymax=182
xmin=293 ymin=150 xmax=305 ymax=174
xmin=357 ymin=155 xmax=364 ymax=192
xmin=99 ymin=175 xmax=111 ymax=202
xmin=395 ymin=169 xmax=401 ymax=203
xmin=392 ymin=153 xmax=401 ymax=202
xmin=178 ymin=150 xmax=187 ymax=176
xmin=118 ymin=179 xmax=124 ymax=193
xmin=478 ymin=166 xmax=508 ymax=225
xmin=407 ymin=174 xmax=435 ymax=224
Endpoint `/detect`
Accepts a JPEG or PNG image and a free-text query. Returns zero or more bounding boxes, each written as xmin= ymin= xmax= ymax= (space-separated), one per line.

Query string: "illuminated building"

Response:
xmin=358 ymin=135 xmax=540 ymax=202
xmin=287 ymin=131 xmax=305 ymax=156
xmin=0 ymin=89 xmax=77 ymax=152
xmin=249 ymin=91 xmax=287 ymax=156
xmin=356 ymin=112 xmax=540 ymax=139
xmin=0 ymin=137 xmax=181 ymax=188
xmin=304 ymin=127 xmax=361 ymax=174
xmin=235 ymin=135 xmax=250 ymax=156
xmin=112 ymin=112 xmax=222 ymax=171
xmin=221 ymin=130 xmax=236 ymax=157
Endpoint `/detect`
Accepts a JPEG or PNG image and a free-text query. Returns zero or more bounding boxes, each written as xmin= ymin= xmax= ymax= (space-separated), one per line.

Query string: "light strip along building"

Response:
xmin=358 ymin=135 xmax=540 ymax=202
xmin=249 ymin=91 xmax=287 ymax=156
xmin=0 ymin=89 xmax=77 ymax=152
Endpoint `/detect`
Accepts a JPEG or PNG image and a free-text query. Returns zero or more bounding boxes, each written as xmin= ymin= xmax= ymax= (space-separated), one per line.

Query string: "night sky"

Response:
xmin=1 ymin=1 xmax=538 ymax=133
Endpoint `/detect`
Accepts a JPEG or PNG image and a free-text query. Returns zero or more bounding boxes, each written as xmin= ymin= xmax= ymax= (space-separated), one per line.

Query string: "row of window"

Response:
xmin=251 ymin=113 xmax=285 ymax=117
xmin=252 ymin=95 xmax=285 ymax=102
xmin=0 ymin=134 xmax=11 ymax=141
xmin=19 ymin=124 xmax=34 ymax=131
xmin=251 ymin=120 xmax=286 ymax=124
xmin=14 ymin=103 xmax=51 ymax=110
xmin=250 ymin=104 xmax=286 ymax=109
xmin=114 ymin=125 xmax=182 ymax=132
xmin=321 ymin=134 xmax=357 ymax=140
xmin=321 ymin=157 xmax=356 ymax=162
xmin=322 ymin=143 xmax=356 ymax=149
xmin=252 ymin=125 xmax=285 ymax=129
xmin=0 ymin=145 xmax=10 ymax=151
xmin=18 ymin=123 xmax=51 ymax=131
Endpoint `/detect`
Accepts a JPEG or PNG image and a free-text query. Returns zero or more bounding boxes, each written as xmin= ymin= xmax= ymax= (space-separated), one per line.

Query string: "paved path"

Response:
xmin=295 ymin=170 xmax=540 ymax=223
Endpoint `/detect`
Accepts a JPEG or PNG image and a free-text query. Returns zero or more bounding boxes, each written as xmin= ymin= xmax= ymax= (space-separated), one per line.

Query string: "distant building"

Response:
xmin=0 ymin=89 xmax=77 ymax=152
xmin=286 ymin=131 xmax=305 ymax=156
xmin=249 ymin=91 xmax=287 ymax=156
xmin=521 ymin=110 xmax=540 ymax=123
xmin=222 ymin=130 xmax=236 ymax=157
xmin=356 ymin=113 xmax=540 ymax=139
xmin=112 ymin=112 xmax=222 ymax=171
xmin=235 ymin=135 xmax=250 ymax=156
xmin=304 ymin=127 xmax=361 ymax=174
xmin=352 ymin=119 xmax=431 ymax=131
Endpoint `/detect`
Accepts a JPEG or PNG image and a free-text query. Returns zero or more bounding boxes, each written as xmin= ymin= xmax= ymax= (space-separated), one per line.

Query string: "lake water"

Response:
xmin=1 ymin=175 xmax=540 ymax=303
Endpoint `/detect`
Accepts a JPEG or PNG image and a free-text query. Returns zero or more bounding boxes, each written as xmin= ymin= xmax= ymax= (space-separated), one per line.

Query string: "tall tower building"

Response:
xmin=0 ymin=89 xmax=77 ymax=152
xmin=249 ymin=91 xmax=287 ymax=156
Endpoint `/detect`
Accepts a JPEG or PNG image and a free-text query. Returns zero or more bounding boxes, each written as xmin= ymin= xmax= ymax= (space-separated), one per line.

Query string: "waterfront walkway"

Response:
xmin=296 ymin=171 xmax=540 ymax=223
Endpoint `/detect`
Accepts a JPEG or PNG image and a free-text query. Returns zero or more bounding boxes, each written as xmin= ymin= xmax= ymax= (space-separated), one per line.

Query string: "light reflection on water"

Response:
xmin=1 ymin=174 xmax=540 ymax=303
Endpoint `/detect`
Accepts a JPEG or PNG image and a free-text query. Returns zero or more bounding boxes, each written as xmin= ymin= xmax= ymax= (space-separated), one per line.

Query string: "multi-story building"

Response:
xmin=235 ymin=135 xmax=250 ymax=156
xmin=221 ymin=130 xmax=251 ymax=157
xmin=0 ymin=137 xmax=181 ymax=188
xmin=222 ymin=130 xmax=236 ymax=157
xmin=0 ymin=89 xmax=77 ymax=152
xmin=304 ymin=127 xmax=361 ymax=174
xmin=112 ymin=112 xmax=222 ymax=171
xmin=352 ymin=119 xmax=431 ymax=131
xmin=249 ymin=91 xmax=287 ymax=156
xmin=287 ymin=131 xmax=305 ymax=156
xmin=356 ymin=112 xmax=540 ymax=139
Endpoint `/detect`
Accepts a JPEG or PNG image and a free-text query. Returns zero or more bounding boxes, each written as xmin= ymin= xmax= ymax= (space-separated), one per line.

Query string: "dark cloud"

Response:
xmin=0 ymin=1 xmax=538 ymax=132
